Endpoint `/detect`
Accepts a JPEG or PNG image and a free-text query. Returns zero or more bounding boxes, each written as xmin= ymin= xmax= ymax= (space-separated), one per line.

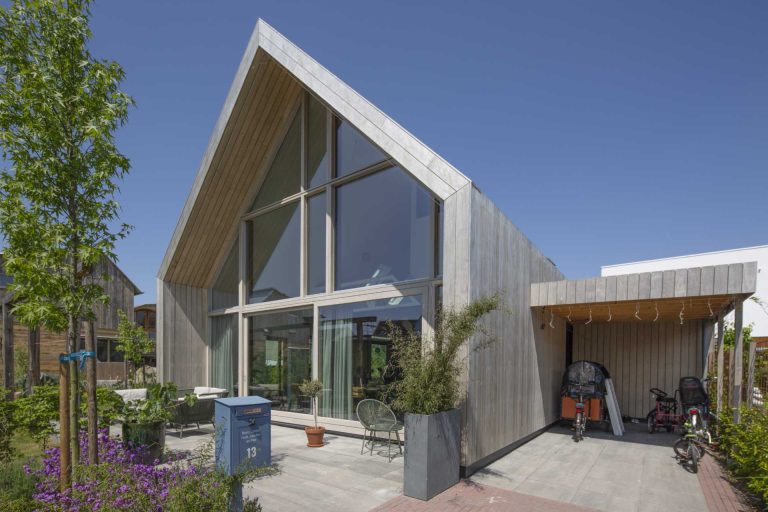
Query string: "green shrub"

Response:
xmin=718 ymin=407 xmax=768 ymax=506
xmin=78 ymin=386 xmax=124 ymax=428
xmin=387 ymin=295 xmax=500 ymax=415
xmin=12 ymin=384 xmax=58 ymax=449
xmin=0 ymin=389 xmax=16 ymax=462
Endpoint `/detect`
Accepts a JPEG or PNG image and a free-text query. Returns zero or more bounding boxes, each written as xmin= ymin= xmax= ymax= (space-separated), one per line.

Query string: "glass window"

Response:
xmin=335 ymin=118 xmax=387 ymax=177
xmin=307 ymin=193 xmax=326 ymax=294
xmin=247 ymin=202 xmax=301 ymax=303
xmin=318 ymin=295 xmax=422 ymax=420
xmin=335 ymin=166 xmax=436 ymax=290
xmin=251 ymin=110 xmax=301 ymax=211
xmin=211 ymin=315 xmax=239 ymax=396
xmin=109 ymin=340 xmax=124 ymax=363
xmin=97 ymin=338 xmax=109 ymax=362
xmin=211 ymin=236 xmax=239 ymax=310
xmin=248 ymin=309 xmax=313 ymax=413
xmin=306 ymin=95 xmax=329 ymax=189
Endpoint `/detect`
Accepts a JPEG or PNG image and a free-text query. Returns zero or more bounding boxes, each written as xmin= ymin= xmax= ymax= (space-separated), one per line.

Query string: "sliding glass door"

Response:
xmin=248 ymin=309 xmax=313 ymax=413
xmin=318 ymin=295 xmax=422 ymax=421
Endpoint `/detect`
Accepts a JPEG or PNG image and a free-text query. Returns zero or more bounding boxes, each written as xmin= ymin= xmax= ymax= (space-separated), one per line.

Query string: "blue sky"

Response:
xmin=40 ymin=1 xmax=768 ymax=303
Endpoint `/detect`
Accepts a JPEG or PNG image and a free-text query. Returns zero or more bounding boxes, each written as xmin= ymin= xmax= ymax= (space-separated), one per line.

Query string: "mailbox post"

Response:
xmin=215 ymin=396 xmax=271 ymax=511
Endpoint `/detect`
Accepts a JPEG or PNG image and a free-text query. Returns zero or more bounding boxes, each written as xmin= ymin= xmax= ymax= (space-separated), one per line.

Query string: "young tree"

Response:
xmin=0 ymin=0 xmax=132 ymax=485
xmin=116 ymin=310 xmax=154 ymax=387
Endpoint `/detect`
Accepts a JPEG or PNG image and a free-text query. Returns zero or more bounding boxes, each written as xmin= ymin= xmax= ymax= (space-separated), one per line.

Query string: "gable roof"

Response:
xmin=159 ymin=19 xmax=471 ymax=286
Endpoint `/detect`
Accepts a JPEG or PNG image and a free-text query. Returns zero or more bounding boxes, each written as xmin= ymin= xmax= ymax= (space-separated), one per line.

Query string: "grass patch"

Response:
xmin=11 ymin=431 xmax=45 ymax=459
xmin=0 ymin=458 xmax=37 ymax=511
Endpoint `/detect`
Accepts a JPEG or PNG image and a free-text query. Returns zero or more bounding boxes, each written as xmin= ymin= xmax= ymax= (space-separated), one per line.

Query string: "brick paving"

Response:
xmin=698 ymin=454 xmax=750 ymax=512
xmin=369 ymin=481 xmax=597 ymax=512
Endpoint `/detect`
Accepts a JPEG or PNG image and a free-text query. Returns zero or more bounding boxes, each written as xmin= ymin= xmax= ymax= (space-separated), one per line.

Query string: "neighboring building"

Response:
xmin=158 ymin=20 xmax=563 ymax=474
xmin=134 ymin=303 xmax=157 ymax=370
xmin=0 ymin=255 xmax=142 ymax=384
xmin=602 ymin=245 xmax=768 ymax=340
xmin=135 ymin=303 xmax=157 ymax=340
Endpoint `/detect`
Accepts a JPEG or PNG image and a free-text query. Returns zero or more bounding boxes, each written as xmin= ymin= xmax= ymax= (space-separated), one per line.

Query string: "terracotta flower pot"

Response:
xmin=305 ymin=426 xmax=326 ymax=447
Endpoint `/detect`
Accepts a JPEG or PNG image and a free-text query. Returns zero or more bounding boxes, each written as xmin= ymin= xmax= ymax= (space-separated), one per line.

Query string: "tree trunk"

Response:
xmin=26 ymin=327 xmax=40 ymax=395
xmin=59 ymin=355 xmax=71 ymax=490
xmin=68 ymin=315 xmax=80 ymax=465
xmin=85 ymin=320 xmax=97 ymax=464
xmin=2 ymin=301 xmax=14 ymax=395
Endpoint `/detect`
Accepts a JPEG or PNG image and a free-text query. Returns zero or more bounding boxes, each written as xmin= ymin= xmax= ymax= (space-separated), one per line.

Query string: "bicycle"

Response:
xmin=572 ymin=390 xmax=588 ymax=442
xmin=673 ymin=405 xmax=707 ymax=473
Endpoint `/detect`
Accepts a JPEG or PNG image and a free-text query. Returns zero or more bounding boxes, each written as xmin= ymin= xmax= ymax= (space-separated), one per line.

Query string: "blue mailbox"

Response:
xmin=215 ymin=396 xmax=271 ymax=475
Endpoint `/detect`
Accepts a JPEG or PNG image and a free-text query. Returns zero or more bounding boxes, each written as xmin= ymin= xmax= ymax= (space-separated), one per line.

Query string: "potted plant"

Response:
xmin=121 ymin=382 xmax=192 ymax=464
xmin=388 ymin=295 xmax=500 ymax=501
xmin=298 ymin=379 xmax=325 ymax=447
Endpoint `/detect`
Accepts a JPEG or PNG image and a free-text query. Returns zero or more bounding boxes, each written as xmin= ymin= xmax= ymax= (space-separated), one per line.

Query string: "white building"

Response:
xmin=602 ymin=245 xmax=768 ymax=338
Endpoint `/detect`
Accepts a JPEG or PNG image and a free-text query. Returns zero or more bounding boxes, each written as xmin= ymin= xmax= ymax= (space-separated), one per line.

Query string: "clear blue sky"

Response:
xmin=79 ymin=1 xmax=768 ymax=303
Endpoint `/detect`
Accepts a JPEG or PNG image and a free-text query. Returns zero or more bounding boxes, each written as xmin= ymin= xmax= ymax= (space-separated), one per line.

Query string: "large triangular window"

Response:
xmin=250 ymin=109 xmax=302 ymax=211
xmin=335 ymin=119 xmax=388 ymax=177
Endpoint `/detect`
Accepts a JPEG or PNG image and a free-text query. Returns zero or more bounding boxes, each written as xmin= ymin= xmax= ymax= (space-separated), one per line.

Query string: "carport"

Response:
xmin=531 ymin=262 xmax=758 ymax=423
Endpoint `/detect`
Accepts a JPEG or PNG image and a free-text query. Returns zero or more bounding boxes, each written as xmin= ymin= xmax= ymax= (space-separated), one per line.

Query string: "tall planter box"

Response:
xmin=404 ymin=408 xmax=460 ymax=501
xmin=122 ymin=421 xmax=166 ymax=465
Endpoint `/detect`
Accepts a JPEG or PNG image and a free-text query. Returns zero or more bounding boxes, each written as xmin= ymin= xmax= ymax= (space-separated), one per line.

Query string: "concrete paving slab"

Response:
xmin=470 ymin=423 xmax=709 ymax=512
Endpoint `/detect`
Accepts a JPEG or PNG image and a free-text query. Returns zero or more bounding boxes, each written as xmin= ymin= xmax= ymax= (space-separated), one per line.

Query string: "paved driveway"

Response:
xmin=470 ymin=423 xmax=708 ymax=512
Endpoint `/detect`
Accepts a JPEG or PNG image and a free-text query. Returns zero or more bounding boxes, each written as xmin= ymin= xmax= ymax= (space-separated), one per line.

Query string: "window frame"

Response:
xmin=208 ymin=89 xmax=445 ymax=407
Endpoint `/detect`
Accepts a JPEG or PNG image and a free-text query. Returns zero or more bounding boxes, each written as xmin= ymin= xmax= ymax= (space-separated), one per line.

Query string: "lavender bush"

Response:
xmin=26 ymin=429 xmax=263 ymax=511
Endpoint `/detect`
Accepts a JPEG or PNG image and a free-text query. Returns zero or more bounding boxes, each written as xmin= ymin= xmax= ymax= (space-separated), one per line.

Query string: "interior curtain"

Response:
xmin=320 ymin=319 xmax=353 ymax=419
xmin=211 ymin=315 xmax=238 ymax=395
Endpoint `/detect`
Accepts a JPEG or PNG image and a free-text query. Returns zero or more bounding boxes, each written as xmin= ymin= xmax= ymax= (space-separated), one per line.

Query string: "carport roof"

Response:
xmin=531 ymin=261 xmax=757 ymax=322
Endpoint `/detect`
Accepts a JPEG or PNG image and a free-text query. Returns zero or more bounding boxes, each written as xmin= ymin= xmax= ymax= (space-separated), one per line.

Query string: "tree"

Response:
xmin=0 ymin=0 xmax=132 ymax=486
xmin=116 ymin=310 xmax=154 ymax=387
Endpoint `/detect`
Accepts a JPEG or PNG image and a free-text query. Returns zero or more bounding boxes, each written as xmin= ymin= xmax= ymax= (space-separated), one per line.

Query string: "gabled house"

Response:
xmin=157 ymin=19 xmax=564 ymax=473
xmin=1 ymin=255 xmax=142 ymax=385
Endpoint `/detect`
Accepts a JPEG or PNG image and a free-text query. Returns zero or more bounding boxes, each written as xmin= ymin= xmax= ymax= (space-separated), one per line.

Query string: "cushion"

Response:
xmin=115 ymin=388 xmax=147 ymax=402
xmin=193 ymin=386 xmax=227 ymax=397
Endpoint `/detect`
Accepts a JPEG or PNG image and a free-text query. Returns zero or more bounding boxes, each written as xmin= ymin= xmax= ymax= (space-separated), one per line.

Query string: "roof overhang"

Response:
xmin=531 ymin=262 xmax=757 ymax=322
xmin=158 ymin=19 xmax=471 ymax=286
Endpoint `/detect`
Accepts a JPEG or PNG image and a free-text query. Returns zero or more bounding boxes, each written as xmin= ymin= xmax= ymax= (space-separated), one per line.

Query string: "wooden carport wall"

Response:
xmin=531 ymin=262 xmax=758 ymax=422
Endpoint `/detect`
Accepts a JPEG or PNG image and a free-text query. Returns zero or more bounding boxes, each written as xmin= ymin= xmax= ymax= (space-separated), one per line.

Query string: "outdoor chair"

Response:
xmin=356 ymin=399 xmax=403 ymax=462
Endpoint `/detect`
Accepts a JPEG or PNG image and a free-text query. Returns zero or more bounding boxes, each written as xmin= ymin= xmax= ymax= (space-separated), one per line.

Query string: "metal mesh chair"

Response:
xmin=356 ymin=399 xmax=403 ymax=462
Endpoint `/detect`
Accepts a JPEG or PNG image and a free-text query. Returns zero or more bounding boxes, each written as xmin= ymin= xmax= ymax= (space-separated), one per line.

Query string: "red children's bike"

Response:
xmin=646 ymin=387 xmax=681 ymax=433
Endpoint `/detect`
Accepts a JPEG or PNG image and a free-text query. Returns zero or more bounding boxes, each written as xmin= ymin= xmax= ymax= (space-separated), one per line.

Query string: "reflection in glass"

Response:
xmin=318 ymin=295 xmax=422 ymax=420
xmin=211 ymin=236 xmax=239 ymax=310
xmin=335 ymin=166 xmax=436 ymax=290
xmin=211 ymin=315 xmax=239 ymax=396
xmin=307 ymin=193 xmax=326 ymax=294
xmin=335 ymin=119 xmax=387 ymax=178
xmin=109 ymin=340 xmax=124 ymax=363
xmin=251 ymin=110 xmax=301 ymax=211
xmin=306 ymin=95 xmax=328 ymax=189
xmin=248 ymin=309 xmax=313 ymax=413
xmin=247 ymin=202 xmax=300 ymax=303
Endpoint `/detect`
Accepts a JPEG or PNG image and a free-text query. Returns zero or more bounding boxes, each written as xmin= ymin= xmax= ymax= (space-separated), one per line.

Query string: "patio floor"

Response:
xmin=162 ymin=424 xmax=403 ymax=511
xmin=469 ymin=423 xmax=709 ymax=512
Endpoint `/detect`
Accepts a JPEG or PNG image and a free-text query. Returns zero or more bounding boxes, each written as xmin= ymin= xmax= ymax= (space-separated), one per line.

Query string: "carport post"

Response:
xmin=746 ymin=341 xmax=756 ymax=408
xmin=731 ymin=300 xmax=744 ymax=423
xmin=716 ymin=313 xmax=725 ymax=417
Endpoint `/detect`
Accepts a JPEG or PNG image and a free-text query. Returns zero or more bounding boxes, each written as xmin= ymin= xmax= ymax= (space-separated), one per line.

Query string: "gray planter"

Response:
xmin=404 ymin=408 xmax=460 ymax=501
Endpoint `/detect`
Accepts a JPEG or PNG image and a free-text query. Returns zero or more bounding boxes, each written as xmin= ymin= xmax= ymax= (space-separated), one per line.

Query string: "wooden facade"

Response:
xmin=446 ymin=186 xmax=566 ymax=472
xmin=573 ymin=320 xmax=706 ymax=419
xmin=0 ymin=258 xmax=141 ymax=384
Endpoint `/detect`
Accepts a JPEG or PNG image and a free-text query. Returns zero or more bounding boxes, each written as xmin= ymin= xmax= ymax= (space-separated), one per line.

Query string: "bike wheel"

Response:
xmin=689 ymin=443 xmax=699 ymax=473
xmin=647 ymin=411 xmax=657 ymax=433
xmin=673 ymin=438 xmax=688 ymax=459
xmin=574 ymin=412 xmax=583 ymax=442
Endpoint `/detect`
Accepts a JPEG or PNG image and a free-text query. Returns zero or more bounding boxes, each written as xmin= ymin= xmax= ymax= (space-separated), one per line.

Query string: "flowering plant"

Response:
xmin=27 ymin=429 xmax=264 ymax=511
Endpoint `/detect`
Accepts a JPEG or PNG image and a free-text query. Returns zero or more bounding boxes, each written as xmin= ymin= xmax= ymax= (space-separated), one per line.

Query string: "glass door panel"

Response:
xmin=248 ymin=309 xmax=313 ymax=413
